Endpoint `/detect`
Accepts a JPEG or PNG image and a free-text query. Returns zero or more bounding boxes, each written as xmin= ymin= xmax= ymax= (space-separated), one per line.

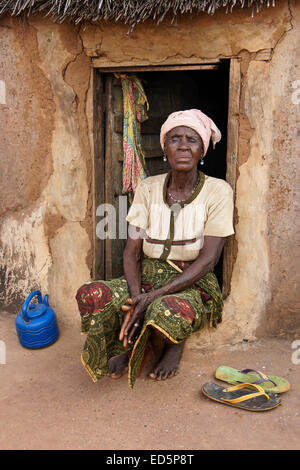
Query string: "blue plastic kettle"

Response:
xmin=16 ymin=290 xmax=59 ymax=349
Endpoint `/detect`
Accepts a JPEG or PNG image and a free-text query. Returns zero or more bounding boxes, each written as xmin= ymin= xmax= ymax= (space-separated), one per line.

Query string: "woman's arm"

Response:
xmin=120 ymin=225 xmax=146 ymax=347
xmin=123 ymin=226 xmax=145 ymax=297
xmin=154 ymin=235 xmax=225 ymax=297
xmin=122 ymin=235 xmax=226 ymax=345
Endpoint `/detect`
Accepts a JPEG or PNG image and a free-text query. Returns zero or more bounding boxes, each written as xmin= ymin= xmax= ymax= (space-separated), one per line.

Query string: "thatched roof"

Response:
xmin=0 ymin=1 xmax=277 ymax=28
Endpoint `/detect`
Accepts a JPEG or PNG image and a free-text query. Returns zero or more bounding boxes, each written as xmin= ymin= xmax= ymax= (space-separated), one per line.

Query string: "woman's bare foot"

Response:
xmin=149 ymin=341 xmax=185 ymax=380
xmin=108 ymin=352 xmax=129 ymax=379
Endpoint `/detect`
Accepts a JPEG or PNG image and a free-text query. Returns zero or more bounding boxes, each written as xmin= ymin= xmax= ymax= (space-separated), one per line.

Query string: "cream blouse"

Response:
xmin=126 ymin=172 xmax=234 ymax=261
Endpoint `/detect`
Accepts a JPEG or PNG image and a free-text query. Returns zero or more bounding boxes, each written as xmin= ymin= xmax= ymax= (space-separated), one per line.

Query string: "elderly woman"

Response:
xmin=76 ymin=109 xmax=234 ymax=388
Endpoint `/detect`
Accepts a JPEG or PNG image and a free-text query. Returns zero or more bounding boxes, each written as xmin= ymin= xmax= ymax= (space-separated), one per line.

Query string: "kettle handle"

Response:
xmin=22 ymin=290 xmax=43 ymax=322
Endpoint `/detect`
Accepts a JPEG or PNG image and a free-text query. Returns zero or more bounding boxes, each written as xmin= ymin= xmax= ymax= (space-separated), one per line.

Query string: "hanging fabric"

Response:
xmin=115 ymin=73 xmax=149 ymax=202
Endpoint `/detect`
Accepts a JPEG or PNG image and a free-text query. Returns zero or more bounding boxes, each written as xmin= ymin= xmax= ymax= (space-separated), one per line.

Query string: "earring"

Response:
xmin=200 ymin=159 xmax=204 ymax=166
xmin=163 ymin=155 xmax=168 ymax=162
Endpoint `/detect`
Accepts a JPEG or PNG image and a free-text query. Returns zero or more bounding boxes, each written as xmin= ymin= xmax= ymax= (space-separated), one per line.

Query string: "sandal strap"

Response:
xmin=239 ymin=368 xmax=277 ymax=387
xmin=223 ymin=383 xmax=270 ymax=404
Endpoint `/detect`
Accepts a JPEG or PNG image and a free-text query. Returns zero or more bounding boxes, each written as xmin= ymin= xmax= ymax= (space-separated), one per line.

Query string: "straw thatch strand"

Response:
xmin=0 ymin=0 xmax=277 ymax=27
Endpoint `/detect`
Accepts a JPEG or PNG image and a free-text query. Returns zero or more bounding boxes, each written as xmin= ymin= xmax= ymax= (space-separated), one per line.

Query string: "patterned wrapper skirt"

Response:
xmin=76 ymin=257 xmax=223 ymax=389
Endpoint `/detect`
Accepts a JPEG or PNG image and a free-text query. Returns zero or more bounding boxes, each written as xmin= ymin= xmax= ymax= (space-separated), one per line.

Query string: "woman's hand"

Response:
xmin=119 ymin=298 xmax=135 ymax=348
xmin=119 ymin=291 xmax=157 ymax=348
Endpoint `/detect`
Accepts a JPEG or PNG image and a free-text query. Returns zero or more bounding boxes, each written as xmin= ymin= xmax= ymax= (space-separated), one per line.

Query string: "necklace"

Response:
xmin=167 ymin=172 xmax=200 ymax=204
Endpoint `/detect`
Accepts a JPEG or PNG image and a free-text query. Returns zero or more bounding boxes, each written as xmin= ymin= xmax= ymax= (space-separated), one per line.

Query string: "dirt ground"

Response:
xmin=0 ymin=309 xmax=299 ymax=451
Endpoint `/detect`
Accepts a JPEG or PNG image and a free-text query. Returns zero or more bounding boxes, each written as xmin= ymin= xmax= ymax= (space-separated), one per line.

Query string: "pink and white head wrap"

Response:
xmin=160 ymin=109 xmax=221 ymax=156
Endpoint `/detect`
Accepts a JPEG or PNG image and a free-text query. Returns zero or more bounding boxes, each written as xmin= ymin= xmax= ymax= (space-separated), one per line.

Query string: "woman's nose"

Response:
xmin=178 ymin=137 xmax=189 ymax=149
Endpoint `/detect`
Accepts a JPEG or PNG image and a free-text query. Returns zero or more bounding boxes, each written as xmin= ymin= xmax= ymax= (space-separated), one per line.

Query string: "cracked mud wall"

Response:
xmin=259 ymin=0 xmax=300 ymax=338
xmin=0 ymin=1 xmax=299 ymax=343
xmin=0 ymin=17 xmax=92 ymax=325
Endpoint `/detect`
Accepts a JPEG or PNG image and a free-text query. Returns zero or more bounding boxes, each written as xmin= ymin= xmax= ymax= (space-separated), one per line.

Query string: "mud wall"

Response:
xmin=0 ymin=1 xmax=299 ymax=344
xmin=0 ymin=18 xmax=92 ymax=325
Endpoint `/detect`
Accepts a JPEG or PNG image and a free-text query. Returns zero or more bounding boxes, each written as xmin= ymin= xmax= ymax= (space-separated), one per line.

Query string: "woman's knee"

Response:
xmin=76 ymin=281 xmax=113 ymax=315
xmin=160 ymin=295 xmax=196 ymax=324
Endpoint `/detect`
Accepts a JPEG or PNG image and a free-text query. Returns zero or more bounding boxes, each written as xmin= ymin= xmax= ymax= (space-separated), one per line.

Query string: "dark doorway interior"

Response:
xmin=139 ymin=63 xmax=229 ymax=181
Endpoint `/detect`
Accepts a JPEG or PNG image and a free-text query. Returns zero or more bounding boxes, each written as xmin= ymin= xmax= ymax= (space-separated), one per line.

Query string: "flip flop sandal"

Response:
xmin=201 ymin=382 xmax=281 ymax=411
xmin=215 ymin=366 xmax=290 ymax=394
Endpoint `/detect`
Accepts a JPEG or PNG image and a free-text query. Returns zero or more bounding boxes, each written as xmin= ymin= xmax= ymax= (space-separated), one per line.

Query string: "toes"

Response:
xmin=109 ymin=372 xmax=122 ymax=380
xmin=148 ymin=368 xmax=178 ymax=381
xmin=108 ymin=353 xmax=129 ymax=379
xmin=108 ymin=367 xmax=127 ymax=379
xmin=168 ymin=370 xmax=177 ymax=379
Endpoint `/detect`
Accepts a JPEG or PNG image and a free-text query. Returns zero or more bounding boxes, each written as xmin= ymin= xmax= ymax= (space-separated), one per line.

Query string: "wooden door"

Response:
xmin=103 ymin=75 xmax=125 ymax=279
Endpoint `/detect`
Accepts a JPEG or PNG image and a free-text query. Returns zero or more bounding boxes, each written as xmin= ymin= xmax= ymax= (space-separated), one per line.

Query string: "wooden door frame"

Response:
xmin=92 ymin=59 xmax=241 ymax=297
xmin=222 ymin=58 xmax=241 ymax=298
xmin=91 ymin=68 xmax=105 ymax=281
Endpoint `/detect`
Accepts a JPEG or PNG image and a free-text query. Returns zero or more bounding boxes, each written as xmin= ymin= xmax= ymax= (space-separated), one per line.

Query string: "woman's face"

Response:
xmin=164 ymin=126 xmax=204 ymax=172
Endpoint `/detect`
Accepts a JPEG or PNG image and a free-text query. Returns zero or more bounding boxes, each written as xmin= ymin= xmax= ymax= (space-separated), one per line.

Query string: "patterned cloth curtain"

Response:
xmin=115 ymin=73 xmax=149 ymax=202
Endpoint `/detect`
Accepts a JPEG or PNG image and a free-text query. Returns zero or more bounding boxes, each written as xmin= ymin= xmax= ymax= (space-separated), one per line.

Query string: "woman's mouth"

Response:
xmin=175 ymin=156 xmax=192 ymax=162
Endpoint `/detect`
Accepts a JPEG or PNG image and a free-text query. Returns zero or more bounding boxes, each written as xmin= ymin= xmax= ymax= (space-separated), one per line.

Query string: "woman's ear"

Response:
xmin=163 ymin=136 xmax=167 ymax=155
xmin=163 ymin=140 xmax=168 ymax=161
xmin=200 ymin=138 xmax=204 ymax=157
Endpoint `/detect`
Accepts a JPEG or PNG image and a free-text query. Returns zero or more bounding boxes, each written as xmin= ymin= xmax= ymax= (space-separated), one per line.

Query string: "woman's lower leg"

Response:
xmin=149 ymin=328 xmax=185 ymax=380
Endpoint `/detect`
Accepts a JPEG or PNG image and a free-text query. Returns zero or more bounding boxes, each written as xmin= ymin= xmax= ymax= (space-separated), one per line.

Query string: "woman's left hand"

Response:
xmin=119 ymin=292 xmax=157 ymax=348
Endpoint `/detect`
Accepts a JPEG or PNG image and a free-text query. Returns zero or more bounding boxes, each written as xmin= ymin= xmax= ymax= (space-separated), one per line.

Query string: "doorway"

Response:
xmin=93 ymin=60 xmax=237 ymax=296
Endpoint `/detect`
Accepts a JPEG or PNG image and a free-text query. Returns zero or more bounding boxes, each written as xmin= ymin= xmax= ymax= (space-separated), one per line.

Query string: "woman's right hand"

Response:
xmin=119 ymin=291 xmax=157 ymax=348
xmin=119 ymin=298 xmax=135 ymax=348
